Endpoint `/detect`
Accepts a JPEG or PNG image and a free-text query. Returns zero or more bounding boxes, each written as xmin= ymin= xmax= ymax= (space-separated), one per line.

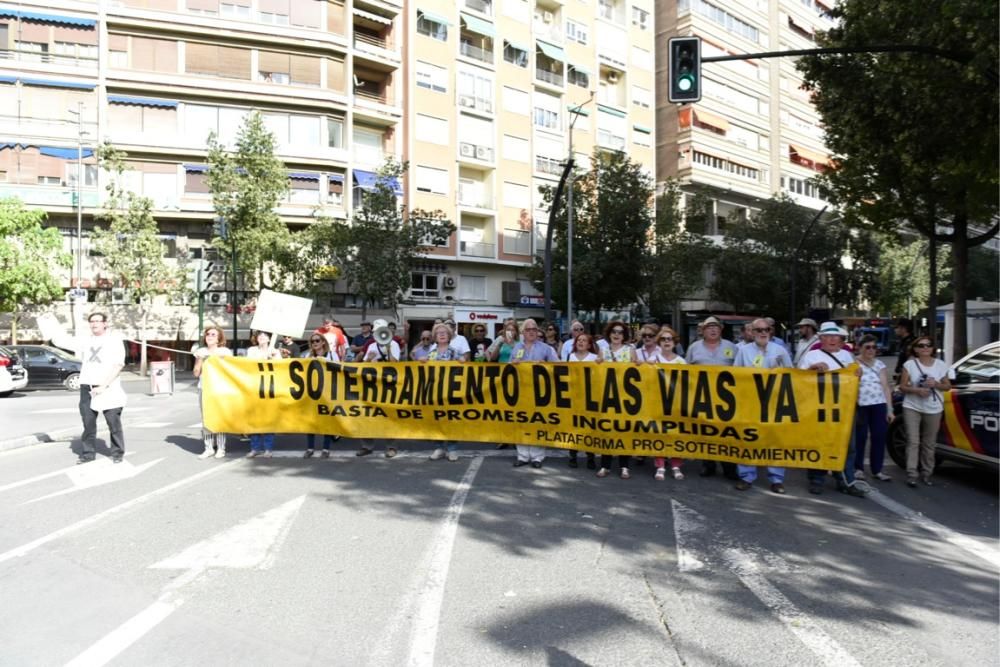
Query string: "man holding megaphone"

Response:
xmin=356 ymin=319 xmax=401 ymax=459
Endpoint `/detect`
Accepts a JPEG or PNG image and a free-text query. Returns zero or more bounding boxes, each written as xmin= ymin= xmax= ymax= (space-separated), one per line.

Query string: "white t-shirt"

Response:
xmin=659 ymin=355 xmax=687 ymax=365
xmin=857 ymin=359 xmax=888 ymax=406
xmin=568 ymin=352 xmax=597 ymax=362
xmin=635 ymin=346 xmax=663 ymax=363
xmin=902 ymin=358 xmax=951 ymax=414
xmin=365 ymin=340 xmax=401 ymax=362
xmin=449 ymin=334 xmax=471 ymax=359
xmin=798 ymin=347 xmax=854 ymax=371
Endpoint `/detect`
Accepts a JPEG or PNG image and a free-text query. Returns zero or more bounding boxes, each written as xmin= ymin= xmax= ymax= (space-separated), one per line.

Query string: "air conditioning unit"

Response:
xmin=542 ymin=10 xmax=554 ymax=23
xmin=501 ymin=281 xmax=521 ymax=305
xmin=442 ymin=275 xmax=457 ymax=290
xmin=208 ymin=292 xmax=229 ymax=306
xmin=475 ymin=145 xmax=491 ymax=160
xmin=111 ymin=287 xmax=129 ymax=305
xmin=460 ymin=143 xmax=476 ymax=157
xmin=607 ymin=71 xmax=619 ymax=83
xmin=459 ymin=95 xmax=476 ymax=108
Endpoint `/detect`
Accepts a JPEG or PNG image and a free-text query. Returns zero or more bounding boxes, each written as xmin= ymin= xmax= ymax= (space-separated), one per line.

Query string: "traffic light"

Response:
xmin=668 ymin=36 xmax=701 ymax=103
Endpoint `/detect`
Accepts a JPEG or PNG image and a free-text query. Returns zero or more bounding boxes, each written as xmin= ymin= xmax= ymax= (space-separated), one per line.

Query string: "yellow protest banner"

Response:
xmin=202 ymin=358 xmax=858 ymax=469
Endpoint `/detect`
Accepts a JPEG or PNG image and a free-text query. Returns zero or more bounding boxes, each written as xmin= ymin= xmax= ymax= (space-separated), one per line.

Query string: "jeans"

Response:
xmin=79 ymin=385 xmax=125 ymax=459
xmin=808 ymin=429 xmax=857 ymax=487
xmin=250 ymin=433 xmax=275 ymax=452
xmin=854 ymin=403 xmax=889 ymax=474
xmin=306 ymin=434 xmax=334 ymax=450
xmin=737 ymin=465 xmax=785 ymax=484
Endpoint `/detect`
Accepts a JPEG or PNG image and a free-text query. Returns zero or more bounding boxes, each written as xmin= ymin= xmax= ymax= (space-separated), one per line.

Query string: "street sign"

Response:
xmin=68 ymin=288 xmax=88 ymax=302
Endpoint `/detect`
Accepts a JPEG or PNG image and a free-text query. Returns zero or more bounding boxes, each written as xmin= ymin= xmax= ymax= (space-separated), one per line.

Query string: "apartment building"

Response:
xmin=0 ymin=0 xmax=656 ymax=342
xmin=655 ymin=0 xmax=836 ymax=311
xmin=400 ymin=0 xmax=656 ymax=332
xmin=0 ymin=0 xmax=402 ymax=340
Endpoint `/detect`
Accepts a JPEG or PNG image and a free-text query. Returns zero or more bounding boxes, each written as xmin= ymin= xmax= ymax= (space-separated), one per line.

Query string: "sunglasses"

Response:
xmin=523 ymin=327 xmax=539 ymax=332
xmin=914 ymin=343 xmax=932 ymax=348
xmin=658 ymin=337 xmax=674 ymax=343
xmin=641 ymin=333 xmax=655 ymax=338
xmin=752 ymin=327 xmax=771 ymax=333
xmin=475 ymin=329 xmax=485 ymax=332
xmin=572 ymin=327 xmax=584 ymax=331
xmin=310 ymin=338 xmax=323 ymax=343
xmin=611 ymin=329 xmax=625 ymax=335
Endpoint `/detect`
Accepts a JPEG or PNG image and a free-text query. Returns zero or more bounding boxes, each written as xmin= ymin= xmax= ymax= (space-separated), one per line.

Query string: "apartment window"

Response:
xmin=502 ymin=0 xmax=530 ymax=22
xmin=416 ymin=114 xmax=449 ymax=145
xmin=289 ymin=0 xmax=321 ymax=28
xmin=289 ymin=114 xmax=321 ymax=145
xmin=502 ymin=86 xmax=529 ymax=115
xmin=459 ymin=275 xmax=486 ymax=300
xmin=415 ymin=165 xmax=449 ymax=195
xmin=502 ymin=181 xmax=529 ymax=208
xmin=258 ymin=0 xmax=290 ymax=24
xmin=411 ymin=273 xmax=440 ymax=298
xmin=568 ymin=66 xmax=589 ymax=88
xmin=185 ymin=104 xmax=219 ymax=142
xmin=533 ymin=92 xmax=561 ymax=131
xmin=327 ymin=117 xmax=344 ymax=148
xmin=185 ymin=43 xmax=251 ymax=79
xmin=415 ymin=60 xmax=448 ymax=93
xmin=677 ymin=0 xmax=760 ymax=43
xmin=458 ymin=69 xmax=494 ymax=113
xmin=597 ymin=0 xmax=614 ymax=21
xmin=633 ymin=126 xmax=651 ymax=147
xmin=502 ymin=134 xmax=529 ymax=162
xmin=417 ymin=12 xmax=448 ymax=40
xmin=632 ymin=86 xmax=651 ymax=109
xmin=327 ymin=174 xmax=344 ymax=205
xmin=503 ymin=228 xmax=531 ymax=255
xmin=130 ymin=36 xmax=178 ymax=73
xmin=503 ymin=41 xmax=528 ymax=67
xmin=631 ymin=46 xmax=652 ymax=70
xmin=565 ymin=20 xmax=588 ymax=45
xmin=221 ymin=2 xmax=251 ymax=18
xmin=631 ymin=7 xmax=649 ymax=29
xmin=262 ymin=112 xmax=290 ymax=145
xmin=289 ymin=173 xmax=320 ymax=204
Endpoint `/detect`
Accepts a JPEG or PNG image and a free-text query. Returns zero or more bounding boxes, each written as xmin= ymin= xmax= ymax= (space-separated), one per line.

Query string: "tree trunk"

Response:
xmin=950 ymin=213 xmax=970 ymax=362
xmin=10 ymin=313 xmax=19 ymax=345
xmin=928 ymin=235 xmax=937 ymax=340
xmin=140 ymin=307 xmax=149 ymax=376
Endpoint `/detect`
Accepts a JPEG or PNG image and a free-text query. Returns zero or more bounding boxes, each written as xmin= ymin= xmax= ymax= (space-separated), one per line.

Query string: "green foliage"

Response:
xmin=90 ymin=144 xmax=190 ymax=303
xmin=0 ymin=198 xmax=70 ymax=313
xmin=302 ymin=159 xmax=453 ymax=315
xmin=529 ymin=149 xmax=653 ymax=318
xmin=646 ymin=181 xmax=716 ymax=321
xmin=710 ymin=195 xmax=878 ymax=320
xmin=206 ymin=111 xmax=291 ymax=290
xmin=870 ymin=236 xmax=952 ymax=316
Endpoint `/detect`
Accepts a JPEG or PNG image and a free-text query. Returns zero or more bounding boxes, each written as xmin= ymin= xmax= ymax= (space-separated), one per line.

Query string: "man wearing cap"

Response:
xmin=733 ymin=318 xmax=793 ymax=493
xmin=798 ymin=321 xmax=865 ymax=497
xmin=793 ymin=318 xmax=819 ymax=367
xmin=686 ymin=316 xmax=739 ymax=479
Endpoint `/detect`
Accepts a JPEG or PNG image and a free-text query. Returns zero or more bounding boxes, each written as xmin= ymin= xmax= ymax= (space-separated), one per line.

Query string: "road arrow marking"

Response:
xmin=67 ymin=495 xmax=306 ymax=667
xmin=0 ymin=453 xmax=136 ymax=494
xmin=23 ymin=458 xmax=164 ymax=504
xmin=671 ymin=500 xmax=859 ymax=667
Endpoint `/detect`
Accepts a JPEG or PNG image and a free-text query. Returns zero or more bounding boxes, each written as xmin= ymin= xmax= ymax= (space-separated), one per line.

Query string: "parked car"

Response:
xmin=0 ymin=346 xmax=29 ymax=397
xmin=887 ymin=342 xmax=1000 ymax=473
xmin=5 ymin=344 xmax=82 ymax=391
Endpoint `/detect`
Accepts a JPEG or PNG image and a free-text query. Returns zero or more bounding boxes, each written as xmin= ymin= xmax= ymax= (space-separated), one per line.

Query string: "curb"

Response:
xmin=0 ymin=425 xmax=96 ymax=454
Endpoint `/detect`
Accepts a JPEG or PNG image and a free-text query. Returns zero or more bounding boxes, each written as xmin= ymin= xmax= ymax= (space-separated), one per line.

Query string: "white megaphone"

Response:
xmin=372 ymin=319 xmax=393 ymax=346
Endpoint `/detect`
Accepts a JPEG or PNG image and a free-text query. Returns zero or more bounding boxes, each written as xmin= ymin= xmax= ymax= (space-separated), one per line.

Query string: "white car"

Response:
xmin=0 ymin=347 xmax=29 ymax=397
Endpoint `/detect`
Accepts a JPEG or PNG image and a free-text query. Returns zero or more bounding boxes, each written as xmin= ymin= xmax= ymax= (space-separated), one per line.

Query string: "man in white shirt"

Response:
xmin=42 ymin=311 xmax=127 ymax=464
xmin=444 ymin=318 xmax=471 ymax=361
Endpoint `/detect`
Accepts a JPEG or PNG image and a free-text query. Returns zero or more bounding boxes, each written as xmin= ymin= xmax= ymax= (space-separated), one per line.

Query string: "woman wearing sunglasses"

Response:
xmin=899 ymin=336 xmax=952 ymax=487
xmin=192 ymin=325 xmax=233 ymax=459
xmin=301 ymin=334 xmax=341 ymax=458
xmin=596 ymin=321 xmax=637 ymax=479
xmin=635 ymin=323 xmax=663 ymax=363
xmin=651 ymin=326 xmax=687 ymax=481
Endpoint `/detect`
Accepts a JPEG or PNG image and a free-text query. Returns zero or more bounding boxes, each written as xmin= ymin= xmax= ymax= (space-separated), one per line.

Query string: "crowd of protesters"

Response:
xmin=182 ymin=312 xmax=947 ymax=500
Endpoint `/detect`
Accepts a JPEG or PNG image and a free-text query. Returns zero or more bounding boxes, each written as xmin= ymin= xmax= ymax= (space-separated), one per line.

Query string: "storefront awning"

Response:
xmin=536 ymin=40 xmax=565 ymax=62
xmin=460 ymin=13 xmax=495 ymax=38
xmin=693 ymin=108 xmax=730 ymax=132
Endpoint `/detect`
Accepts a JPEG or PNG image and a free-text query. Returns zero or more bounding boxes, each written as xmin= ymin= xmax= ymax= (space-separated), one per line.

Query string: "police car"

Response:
xmin=887 ymin=342 xmax=1000 ymax=472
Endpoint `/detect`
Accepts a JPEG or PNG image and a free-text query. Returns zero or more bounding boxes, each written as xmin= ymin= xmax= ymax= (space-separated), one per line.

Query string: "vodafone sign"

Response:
xmin=468 ymin=312 xmax=498 ymax=321
xmin=454 ymin=307 xmax=514 ymax=325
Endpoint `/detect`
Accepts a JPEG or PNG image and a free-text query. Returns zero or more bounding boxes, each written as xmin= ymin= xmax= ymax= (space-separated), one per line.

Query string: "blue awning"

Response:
xmin=21 ymin=78 xmax=96 ymax=90
xmin=108 ymin=95 xmax=178 ymax=108
xmin=39 ymin=146 xmax=94 ymax=159
xmin=536 ymin=40 xmax=565 ymax=62
xmin=353 ymin=169 xmax=402 ymax=195
xmin=0 ymin=8 xmax=96 ymax=27
xmin=329 ymin=173 xmax=344 ymax=184
xmin=460 ymin=13 xmax=495 ymax=38
xmin=288 ymin=172 xmax=320 ymax=180
xmin=0 ymin=75 xmax=15 ymax=84
xmin=183 ymin=164 xmax=208 ymax=173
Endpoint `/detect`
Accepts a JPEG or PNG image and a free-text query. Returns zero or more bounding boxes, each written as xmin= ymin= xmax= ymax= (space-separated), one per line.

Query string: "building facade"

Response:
xmin=0 ymin=0 xmax=656 ymax=344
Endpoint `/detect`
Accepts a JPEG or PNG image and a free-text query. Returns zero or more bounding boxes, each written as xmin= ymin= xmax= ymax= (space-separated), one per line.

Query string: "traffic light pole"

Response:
xmin=701 ymin=44 xmax=975 ymax=67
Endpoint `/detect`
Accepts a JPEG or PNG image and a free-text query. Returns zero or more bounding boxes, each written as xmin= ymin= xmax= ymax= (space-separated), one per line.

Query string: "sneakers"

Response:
xmin=770 ymin=483 xmax=786 ymax=495
xmin=842 ymin=484 xmax=866 ymax=498
xmin=385 ymin=447 xmax=398 ymax=459
xmin=304 ymin=449 xmax=315 ymax=458
xmin=596 ymin=468 xmax=609 ymax=478
xmin=873 ymin=471 xmax=892 ymax=481
xmin=734 ymin=480 xmax=752 ymax=491
xmin=920 ymin=476 xmax=933 ymax=486
xmin=112 ymin=455 xmax=123 ymax=464
xmin=320 ymin=450 xmax=331 ymax=459
xmin=808 ymin=483 xmax=824 ymax=495
xmin=907 ymin=477 xmax=918 ymax=488
xmin=447 ymin=451 xmax=459 ymax=462
xmin=854 ymin=470 xmax=866 ymax=480
xmin=198 ymin=449 xmax=214 ymax=460
xmin=620 ymin=468 xmax=630 ymax=480
xmin=672 ymin=467 xmax=684 ymax=480
xmin=262 ymin=451 xmax=272 ymax=458
xmin=356 ymin=447 xmax=374 ymax=457
xmin=429 ymin=448 xmax=446 ymax=460
xmin=655 ymin=468 xmax=666 ymax=481
xmin=246 ymin=451 xmax=260 ymax=458
xmin=214 ymin=448 xmax=225 ymax=459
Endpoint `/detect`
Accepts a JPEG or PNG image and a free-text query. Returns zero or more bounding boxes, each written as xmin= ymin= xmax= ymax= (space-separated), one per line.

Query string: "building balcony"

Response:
xmin=0 ymin=183 xmax=98 ymax=208
xmin=459 ymin=40 xmax=493 ymax=64
xmin=460 ymin=240 xmax=496 ymax=259
xmin=535 ymin=68 xmax=563 ymax=87
xmin=0 ymin=49 xmax=98 ymax=70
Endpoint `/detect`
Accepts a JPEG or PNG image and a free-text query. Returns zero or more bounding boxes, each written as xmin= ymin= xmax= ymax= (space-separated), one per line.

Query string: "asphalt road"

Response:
xmin=0 ymin=382 xmax=997 ymax=666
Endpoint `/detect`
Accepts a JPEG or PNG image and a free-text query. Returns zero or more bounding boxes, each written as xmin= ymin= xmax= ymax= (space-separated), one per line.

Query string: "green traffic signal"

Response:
xmin=668 ymin=36 xmax=702 ymax=103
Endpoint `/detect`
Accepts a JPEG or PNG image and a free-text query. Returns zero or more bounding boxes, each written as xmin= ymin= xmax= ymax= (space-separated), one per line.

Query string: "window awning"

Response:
xmin=418 ymin=9 xmax=451 ymax=25
xmin=460 ymin=13 xmax=495 ymax=38
xmin=693 ymin=108 xmax=730 ymax=132
xmin=353 ymin=8 xmax=392 ymax=25
xmin=108 ymin=95 xmax=178 ymax=108
xmin=21 ymin=78 xmax=95 ymax=90
xmin=0 ymin=7 xmax=96 ymax=27
xmin=288 ymin=172 xmax=320 ymax=180
xmin=0 ymin=75 xmax=15 ymax=84
xmin=353 ymin=169 xmax=402 ymax=195
xmin=597 ymin=104 xmax=626 ymax=119
xmin=39 ymin=146 xmax=94 ymax=159
xmin=633 ymin=124 xmax=652 ymax=134
xmin=183 ymin=164 xmax=209 ymax=173
xmin=790 ymin=143 xmax=829 ymax=165
xmin=329 ymin=173 xmax=344 ymax=184
xmin=504 ymin=39 xmax=528 ymax=52
xmin=569 ymin=106 xmax=589 ymax=116
xmin=569 ymin=63 xmax=590 ymax=75
xmin=536 ymin=40 xmax=565 ymax=62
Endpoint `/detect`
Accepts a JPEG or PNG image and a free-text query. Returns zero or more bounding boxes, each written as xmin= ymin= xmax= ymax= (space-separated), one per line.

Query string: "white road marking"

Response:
xmin=0 ymin=459 xmax=239 ymax=565
xmin=67 ymin=496 xmax=306 ymax=666
xmin=23 ymin=458 xmax=164 ymax=504
xmin=28 ymin=407 xmax=155 ymax=415
xmin=0 ymin=453 xmax=135 ymax=494
xmin=133 ymin=422 xmax=172 ymax=429
xmin=186 ymin=422 xmax=203 ymax=429
xmin=373 ymin=457 xmax=482 ymax=667
xmin=672 ymin=501 xmax=859 ymax=667
xmin=867 ymin=488 xmax=1000 ymax=569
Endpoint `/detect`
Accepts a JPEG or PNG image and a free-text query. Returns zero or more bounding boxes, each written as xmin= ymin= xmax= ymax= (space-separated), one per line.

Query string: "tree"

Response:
xmin=0 ymin=198 xmax=71 ymax=343
xmin=303 ymin=159 xmax=453 ymax=319
xmin=645 ymin=181 xmax=716 ymax=324
xmin=205 ymin=111 xmax=291 ymax=293
xmin=798 ymin=0 xmax=999 ymax=359
xmin=90 ymin=144 xmax=190 ymax=373
xmin=530 ymin=149 xmax=653 ymax=322
xmin=710 ymin=195 xmax=877 ymax=323
xmin=870 ymin=236 xmax=951 ymax=317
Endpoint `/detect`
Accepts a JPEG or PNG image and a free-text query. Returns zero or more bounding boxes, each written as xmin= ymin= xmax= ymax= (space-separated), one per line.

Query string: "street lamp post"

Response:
xmin=67 ymin=101 xmax=85 ymax=287
xmin=565 ymin=93 xmax=594 ymax=334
